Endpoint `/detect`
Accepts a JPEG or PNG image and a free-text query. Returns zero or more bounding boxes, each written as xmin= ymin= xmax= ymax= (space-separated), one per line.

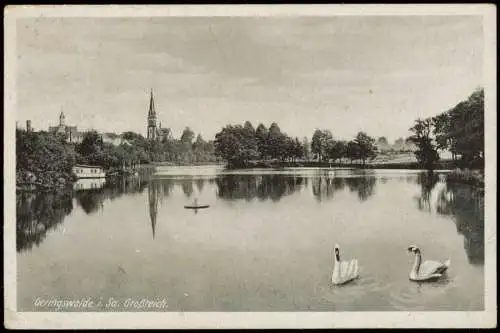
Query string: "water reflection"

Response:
xmin=73 ymin=178 xmax=106 ymax=191
xmin=415 ymin=172 xmax=440 ymax=212
xmin=312 ymin=176 xmax=345 ymax=202
xmin=181 ymin=179 xmax=194 ymax=198
xmin=148 ymin=181 xmax=159 ymax=239
xmin=16 ymin=190 xmax=73 ymax=253
xmin=413 ymin=172 xmax=484 ymax=266
xmin=436 ymin=182 xmax=484 ymax=265
xmin=196 ymin=178 xmax=205 ymax=193
xmin=74 ymin=177 xmax=147 ymax=215
xmin=16 ymin=169 xmax=484 ymax=270
xmin=344 ymin=176 xmax=377 ymax=202
xmin=215 ymin=174 xmax=304 ymax=202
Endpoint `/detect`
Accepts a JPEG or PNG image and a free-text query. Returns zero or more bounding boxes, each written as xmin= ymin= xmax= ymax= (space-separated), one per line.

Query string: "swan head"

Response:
xmin=407 ymin=245 xmax=421 ymax=254
xmin=334 ymin=244 xmax=341 ymax=261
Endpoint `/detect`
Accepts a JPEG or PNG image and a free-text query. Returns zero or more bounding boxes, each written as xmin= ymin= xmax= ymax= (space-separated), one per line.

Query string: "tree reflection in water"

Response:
xmin=436 ymin=182 xmax=484 ymax=265
xmin=414 ymin=172 xmax=484 ymax=265
xmin=312 ymin=175 xmax=346 ymax=202
xmin=17 ymin=173 xmax=162 ymax=251
xmin=16 ymin=190 xmax=73 ymax=253
xmin=181 ymin=179 xmax=194 ymax=198
xmin=344 ymin=175 xmax=377 ymax=202
xmin=415 ymin=172 xmax=440 ymax=212
xmin=215 ymin=174 xmax=304 ymax=202
xmin=196 ymin=178 xmax=205 ymax=193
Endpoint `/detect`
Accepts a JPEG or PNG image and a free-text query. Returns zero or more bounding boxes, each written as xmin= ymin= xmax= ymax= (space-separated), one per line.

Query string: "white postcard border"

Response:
xmin=4 ymin=4 xmax=497 ymax=329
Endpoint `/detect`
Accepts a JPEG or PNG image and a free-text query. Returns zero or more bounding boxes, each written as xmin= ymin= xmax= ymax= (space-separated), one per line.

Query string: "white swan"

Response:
xmin=332 ymin=244 xmax=359 ymax=285
xmin=407 ymin=245 xmax=450 ymax=282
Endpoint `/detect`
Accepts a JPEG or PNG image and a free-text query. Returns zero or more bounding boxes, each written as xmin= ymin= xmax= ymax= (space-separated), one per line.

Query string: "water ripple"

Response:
xmin=388 ymin=274 xmax=458 ymax=311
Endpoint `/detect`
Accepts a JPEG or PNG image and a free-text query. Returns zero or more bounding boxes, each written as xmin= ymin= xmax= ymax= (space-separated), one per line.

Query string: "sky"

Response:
xmin=16 ymin=16 xmax=483 ymax=142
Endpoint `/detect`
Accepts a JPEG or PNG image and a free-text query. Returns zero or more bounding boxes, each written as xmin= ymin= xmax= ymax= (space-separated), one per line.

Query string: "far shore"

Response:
xmin=144 ymin=159 xmax=458 ymax=170
xmin=16 ymin=157 xmax=483 ymax=193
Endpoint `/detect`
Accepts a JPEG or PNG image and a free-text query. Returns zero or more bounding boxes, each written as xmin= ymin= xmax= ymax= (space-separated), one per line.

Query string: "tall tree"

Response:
xmin=180 ymin=127 xmax=195 ymax=146
xmin=255 ymin=123 xmax=269 ymax=160
xmin=434 ymin=87 xmax=484 ymax=164
xmin=353 ymin=132 xmax=377 ymax=166
xmin=328 ymin=140 xmax=347 ymax=163
xmin=267 ymin=122 xmax=285 ymax=160
xmin=311 ymin=129 xmax=333 ymax=161
xmin=376 ymin=136 xmax=390 ymax=153
xmin=346 ymin=140 xmax=360 ymax=163
xmin=214 ymin=125 xmax=258 ymax=168
xmin=180 ymin=127 xmax=195 ymax=162
xmin=76 ymin=131 xmax=103 ymax=157
xmin=409 ymin=118 xmax=440 ymax=170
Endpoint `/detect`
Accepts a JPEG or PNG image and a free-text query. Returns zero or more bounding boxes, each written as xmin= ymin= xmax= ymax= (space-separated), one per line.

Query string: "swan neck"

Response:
xmin=411 ymin=252 xmax=422 ymax=275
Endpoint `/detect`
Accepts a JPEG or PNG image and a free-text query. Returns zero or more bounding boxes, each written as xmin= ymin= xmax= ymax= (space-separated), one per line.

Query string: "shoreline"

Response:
xmin=17 ymin=160 xmax=484 ymax=191
xmin=223 ymin=159 xmax=459 ymax=170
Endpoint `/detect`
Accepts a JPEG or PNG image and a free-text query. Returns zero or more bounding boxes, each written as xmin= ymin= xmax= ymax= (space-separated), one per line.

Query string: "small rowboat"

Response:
xmin=184 ymin=204 xmax=210 ymax=209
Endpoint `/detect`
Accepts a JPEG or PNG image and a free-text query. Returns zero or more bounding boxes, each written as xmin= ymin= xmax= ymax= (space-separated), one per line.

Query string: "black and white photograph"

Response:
xmin=4 ymin=4 xmax=496 ymax=329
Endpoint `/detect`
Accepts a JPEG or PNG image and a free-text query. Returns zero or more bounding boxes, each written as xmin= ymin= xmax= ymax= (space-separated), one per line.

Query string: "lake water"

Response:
xmin=16 ymin=166 xmax=484 ymax=311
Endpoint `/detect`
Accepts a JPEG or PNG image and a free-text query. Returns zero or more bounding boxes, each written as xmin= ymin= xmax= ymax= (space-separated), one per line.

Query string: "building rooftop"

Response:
xmin=73 ymin=164 xmax=105 ymax=169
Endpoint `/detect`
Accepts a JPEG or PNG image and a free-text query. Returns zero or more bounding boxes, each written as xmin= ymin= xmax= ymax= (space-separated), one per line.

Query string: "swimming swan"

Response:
xmin=332 ymin=244 xmax=359 ymax=285
xmin=407 ymin=245 xmax=450 ymax=282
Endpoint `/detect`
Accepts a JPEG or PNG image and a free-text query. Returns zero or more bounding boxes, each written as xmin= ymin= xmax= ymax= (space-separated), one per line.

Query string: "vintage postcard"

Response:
xmin=4 ymin=4 xmax=496 ymax=329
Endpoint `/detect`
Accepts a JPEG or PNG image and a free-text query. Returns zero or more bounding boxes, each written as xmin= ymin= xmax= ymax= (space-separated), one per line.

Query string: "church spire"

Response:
xmin=148 ymin=88 xmax=156 ymax=118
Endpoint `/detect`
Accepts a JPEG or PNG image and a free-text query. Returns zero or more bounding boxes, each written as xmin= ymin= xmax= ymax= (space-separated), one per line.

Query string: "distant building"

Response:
xmin=48 ymin=112 xmax=130 ymax=146
xmin=49 ymin=112 xmax=85 ymax=143
xmin=17 ymin=120 xmax=33 ymax=132
xmin=146 ymin=89 xmax=169 ymax=141
xmin=72 ymin=164 xmax=106 ymax=179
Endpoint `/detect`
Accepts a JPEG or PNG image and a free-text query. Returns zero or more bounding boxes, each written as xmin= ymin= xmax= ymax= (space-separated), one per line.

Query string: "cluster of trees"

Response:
xmin=16 ymin=126 xmax=217 ymax=188
xmin=409 ymin=87 xmax=484 ymax=170
xmin=214 ymin=121 xmax=306 ymax=168
xmin=433 ymin=88 xmax=484 ymax=163
xmin=214 ymin=122 xmax=381 ymax=168
xmin=16 ymin=129 xmax=78 ymax=187
xmin=74 ymin=127 xmax=217 ymax=170
xmin=311 ymin=130 xmax=378 ymax=165
xmin=147 ymin=127 xmax=216 ymax=164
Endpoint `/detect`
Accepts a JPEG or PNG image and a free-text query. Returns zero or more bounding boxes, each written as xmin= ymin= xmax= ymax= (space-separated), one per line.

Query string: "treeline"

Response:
xmin=146 ymin=127 xmax=217 ymax=164
xmin=409 ymin=87 xmax=484 ymax=170
xmin=77 ymin=127 xmax=217 ymax=168
xmin=311 ymin=130 xmax=378 ymax=165
xmin=214 ymin=120 xmax=379 ymax=168
xmin=16 ymin=126 xmax=217 ymax=189
xmin=214 ymin=122 xmax=305 ymax=168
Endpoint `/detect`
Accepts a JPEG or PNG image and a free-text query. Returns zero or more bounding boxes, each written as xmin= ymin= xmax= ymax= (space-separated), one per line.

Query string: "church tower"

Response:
xmin=147 ymin=89 xmax=157 ymax=140
xmin=59 ymin=111 xmax=66 ymax=127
